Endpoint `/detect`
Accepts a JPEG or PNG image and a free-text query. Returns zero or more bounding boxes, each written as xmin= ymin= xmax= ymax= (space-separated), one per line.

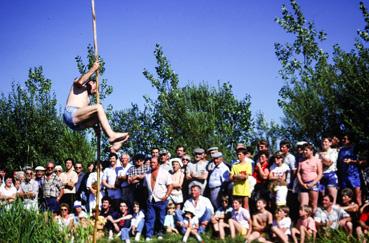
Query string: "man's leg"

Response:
xmin=157 ymin=200 xmax=169 ymax=235
xmin=73 ymin=104 xmax=128 ymax=143
xmin=145 ymin=200 xmax=155 ymax=239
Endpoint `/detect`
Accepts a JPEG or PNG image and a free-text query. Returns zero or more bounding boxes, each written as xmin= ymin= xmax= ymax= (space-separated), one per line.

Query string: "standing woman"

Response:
xmin=297 ymin=143 xmax=322 ymax=212
xmin=0 ymin=175 xmax=17 ymax=209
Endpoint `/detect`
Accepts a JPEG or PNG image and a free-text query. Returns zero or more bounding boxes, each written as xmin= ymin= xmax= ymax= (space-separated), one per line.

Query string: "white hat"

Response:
xmin=54 ymin=165 xmax=63 ymax=172
xmin=183 ymin=206 xmax=196 ymax=216
xmin=170 ymin=158 xmax=183 ymax=167
xmin=35 ymin=166 xmax=45 ymax=171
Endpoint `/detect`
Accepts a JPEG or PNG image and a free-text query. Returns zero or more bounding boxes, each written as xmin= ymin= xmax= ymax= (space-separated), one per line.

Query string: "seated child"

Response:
xmin=291 ymin=205 xmax=316 ymax=243
xmin=164 ymin=201 xmax=179 ymax=234
xmin=182 ymin=208 xmax=203 ymax=243
xmin=247 ymin=198 xmax=273 ymax=243
xmin=130 ymin=201 xmax=145 ymax=241
xmin=228 ymin=197 xmax=251 ymax=239
xmin=211 ymin=195 xmax=232 ymax=240
xmin=271 ymin=206 xmax=291 ymax=243
xmin=107 ymin=201 xmax=132 ymax=243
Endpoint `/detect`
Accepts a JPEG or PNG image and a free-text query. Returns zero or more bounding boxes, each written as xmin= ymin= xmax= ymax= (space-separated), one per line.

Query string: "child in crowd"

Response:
xmin=228 ymin=197 xmax=252 ymax=239
xmin=340 ymin=188 xmax=359 ymax=235
xmin=357 ymin=202 xmax=369 ymax=242
xmin=182 ymin=208 xmax=203 ymax=243
xmin=164 ymin=201 xmax=179 ymax=234
xmin=248 ymin=198 xmax=273 ymax=243
xmin=271 ymin=206 xmax=291 ymax=243
xmin=291 ymin=205 xmax=316 ymax=243
xmin=269 ymin=152 xmax=289 ymax=209
xmin=211 ymin=195 xmax=232 ymax=239
xmin=130 ymin=201 xmax=145 ymax=242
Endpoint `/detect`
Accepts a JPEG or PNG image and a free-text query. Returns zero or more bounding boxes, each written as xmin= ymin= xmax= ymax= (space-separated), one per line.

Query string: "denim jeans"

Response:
xmin=145 ymin=199 xmax=168 ymax=238
xmin=120 ymin=227 xmax=130 ymax=240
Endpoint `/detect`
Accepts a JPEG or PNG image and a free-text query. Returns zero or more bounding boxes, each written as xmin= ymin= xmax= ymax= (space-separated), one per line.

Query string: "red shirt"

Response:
xmin=253 ymin=162 xmax=269 ymax=184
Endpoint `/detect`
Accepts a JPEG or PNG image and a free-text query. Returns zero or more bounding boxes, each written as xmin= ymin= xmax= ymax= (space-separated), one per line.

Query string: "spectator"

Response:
xmin=181 ymin=207 xmax=203 ymax=243
xmin=247 ymin=198 xmax=273 ymax=243
xmin=144 ymin=156 xmax=173 ymax=241
xmin=211 ymin=195 xmax=232 ymax=240
xmin=296 ymin=143 xmax=322 ymax=212
xmin=159 ymin=149 xmax=172 ymax=172
xmin=229 ymin=197 xmax=252 ymax=239
xmin=176 ymin=184 xmax=214 ymax=234
xmin=252 ymin=151 xmax=270 ymax=204
xmin=169 ymin=158 xmax=184 ymax=209
xmin=186 ymin=148 xmax=208 ymax=195
xmin=60 ymin=158 xmax=78 ymax=209
xmin=269 ymin=151 xmax=289 ymax=208
xmin=130 ymin=201 xmax=145 ymax=241
xmin=42 ymin=161 xmax=64 ymax=214
xmin=340 ymin=188 xmax=359 ymax=235
xmin=117 ymin=153 xmax=133 ymax=206
xmin=319 ymin=137 xmax=339 ymax=204
xmin=206 ymin=152 xmax=230 ymax=209
xmin=102 ymin=153 xmax=122 ymax=210
xmin=18 ymin=166 xmax=39 ymax=210
xmin=127 ymin=153 xmax=149 ymax=209
xmin=55 ymin=203 xmax=75 ymax=231
xmin=314 ymin=195 xmax=351 ymax=232
xmin=74 ymin=162 xmax=88 ymax=205
xmin=86 ymin=163 xmax=103 ymax=214
xmin=176 ymin=145 xmax=186 ymax=159
xmin=107 ymin=201 xmax=132 ymax=243
xmin=291 ymin=205 xmax=316 ymax=243
xmin=338 ymin=133 xmax=362 ymax=206
xmin=271 ymin=206 xmax=291 ymax=243
xmin=230 ymin=147 xmax=253 ymax=209
xmin=0 ymin=175 xmax=17 ymax=209
xmin=164 ymin=201 xmax=179 ymax=234
xmin=100 ymin=196 xmax=119 ymax=239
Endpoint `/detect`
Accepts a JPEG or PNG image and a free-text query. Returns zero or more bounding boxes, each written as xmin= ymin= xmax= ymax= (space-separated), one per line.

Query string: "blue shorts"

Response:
xmin=63 ymin=106 xmax=81 ymax=131
xmin=341 ymin=173 xmax=361 ymax=189
xmin=299 ymin=180 xmax=320 ymax=192
xmin=320 ymin=172 xmax=338 ymax=192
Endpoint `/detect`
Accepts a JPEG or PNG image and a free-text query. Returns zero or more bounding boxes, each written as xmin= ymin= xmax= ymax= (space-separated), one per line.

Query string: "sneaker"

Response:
xmin=157 ymin=235 xmax=163 ymax=240
xmin=145 ymin=237 xmax=151 ymax=241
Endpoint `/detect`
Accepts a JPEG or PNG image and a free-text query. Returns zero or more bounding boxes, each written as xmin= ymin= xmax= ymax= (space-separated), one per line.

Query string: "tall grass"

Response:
xmin=0 ymin=200 xmax=67 ymax=243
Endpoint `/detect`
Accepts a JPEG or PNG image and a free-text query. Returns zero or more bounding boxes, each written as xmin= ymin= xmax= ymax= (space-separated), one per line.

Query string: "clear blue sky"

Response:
xmin=0 ymin=0 xmax=364 ymax=122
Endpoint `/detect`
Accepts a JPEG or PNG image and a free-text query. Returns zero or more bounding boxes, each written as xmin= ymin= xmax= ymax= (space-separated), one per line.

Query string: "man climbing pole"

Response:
xmin=63 ymin=60 xmax=129 ymax=152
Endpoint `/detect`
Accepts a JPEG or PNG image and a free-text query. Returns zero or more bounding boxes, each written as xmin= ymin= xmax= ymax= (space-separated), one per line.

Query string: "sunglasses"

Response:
xmin=61 ymin=208 xmax=68 ymax=211
xmin=75 ymin=167 xmax=82 ymax=169
xmin=47 ymin=167 xmax=54 ymax=170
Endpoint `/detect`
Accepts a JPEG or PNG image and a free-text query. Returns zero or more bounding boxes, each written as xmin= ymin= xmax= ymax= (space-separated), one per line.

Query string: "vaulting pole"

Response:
xmin=91 ymin=0 xmax=101 ymax=242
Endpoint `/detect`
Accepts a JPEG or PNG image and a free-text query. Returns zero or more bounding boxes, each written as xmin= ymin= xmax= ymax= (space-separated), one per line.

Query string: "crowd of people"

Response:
xmin=1 ymin=133 xmax=369 ymax=243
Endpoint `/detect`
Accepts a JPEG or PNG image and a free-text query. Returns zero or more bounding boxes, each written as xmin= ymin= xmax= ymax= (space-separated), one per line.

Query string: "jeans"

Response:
xmin=120 ymin=227 xmax=130 ymax=240
xmin=145 ymin=199 xmax=168 ymax=238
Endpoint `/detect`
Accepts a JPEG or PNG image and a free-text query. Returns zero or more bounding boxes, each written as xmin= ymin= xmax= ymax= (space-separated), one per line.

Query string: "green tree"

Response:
xmin=0 ymin=67 xmax=94 ymax=170
xmin=275 ymin=0 xmax=369 ymax=143
xmin=112 ymin=44 xmax=253 ymax=160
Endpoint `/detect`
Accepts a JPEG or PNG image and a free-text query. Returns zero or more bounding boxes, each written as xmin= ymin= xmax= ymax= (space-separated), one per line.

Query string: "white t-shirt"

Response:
xmin=319 ymin=148 xmax=338 ymax=173
xmin=273 ymin=217 xmax=291 ymax=235
xmin=231 ymin=207 xmax=251 ymax=229
xmin=270 ymin=163 xmax=289 ymax=178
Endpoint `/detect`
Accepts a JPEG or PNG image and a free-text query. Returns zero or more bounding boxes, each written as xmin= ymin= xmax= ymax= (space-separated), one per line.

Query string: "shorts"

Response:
xmin=341 ymin=173 xmax=361 ymax=189
xmin=63 ymin=106 xmax=81 ymax=131
xmin=299 ymin=180 xmax=320 ymax=193
xmin=320 ymin=172 xmax=338 ymax=192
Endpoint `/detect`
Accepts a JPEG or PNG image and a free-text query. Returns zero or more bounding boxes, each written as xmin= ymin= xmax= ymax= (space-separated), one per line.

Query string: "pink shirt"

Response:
xmin=299 ymin=157 xmax=320 ymax=182
xmin=296 ymin=216 xmax=316 ymax=232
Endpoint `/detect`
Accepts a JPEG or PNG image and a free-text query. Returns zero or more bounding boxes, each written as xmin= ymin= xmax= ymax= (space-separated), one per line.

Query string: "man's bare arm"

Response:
xmin=74 ymin=61 xmax=99 ymax=87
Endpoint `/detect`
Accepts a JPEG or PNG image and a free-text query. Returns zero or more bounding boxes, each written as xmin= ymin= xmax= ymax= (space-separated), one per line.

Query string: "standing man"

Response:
xmin=127 ymin=153 xmax=149 ymax=209
xmin=144 ymin=157 xmax=173 ymax=241
xmin=102 ymin=153 xmax=121 ymax=211
xmin=42 ymin=161 xmax=64 ymax=213
xmin=159 ymin=149 xmax=172 ymax=172
xmin=207 ymin=152 xmax=230 ymax=209
xmin=186 ymin=148 xmax=208 ymax=195
xmin=176 ymin=145 xmax=186 ymax=159
xmin=74 ymin=162 xmax=88 ymax=206
xmin=18 ymin=166 xmax=39 ymax=210
xmin=60 ymin=158 xmax=78 ymax=209
xmin=63 ymin=61 xmax=128 ymax=152
xmin=117 ymin=153 xmax=133 ymax=206
xmin=151 ymin=147 xmax=160 ymax=159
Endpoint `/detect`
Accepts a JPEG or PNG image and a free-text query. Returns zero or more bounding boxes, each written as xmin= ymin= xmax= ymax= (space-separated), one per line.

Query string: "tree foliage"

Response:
xmin=112 ymin=44 xmax=253 ymax=159
xmin=0 ymin=67 xmax=94 ymax=170
xmin=275 ymin=0 xmax=369 ymax=144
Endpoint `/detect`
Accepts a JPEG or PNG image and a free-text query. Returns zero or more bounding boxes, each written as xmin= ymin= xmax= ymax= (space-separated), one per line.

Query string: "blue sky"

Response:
xmin=0 ymin=0 xmax=364 ymax=122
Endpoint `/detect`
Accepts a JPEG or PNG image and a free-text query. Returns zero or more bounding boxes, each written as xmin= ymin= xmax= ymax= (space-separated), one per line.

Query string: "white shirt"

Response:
xmin=270 ymin=163 xmax=289 ymax=178
xmin=320 ymin=148 xmax=338 ymax=173
xmin=144 ymin=167 xmax=172 ymax=202
xmin=183 ymin=195 xmax=214 ymax=218
xmin=117 ymin=163 xmax=133 ymax=188
xmin=273 ymin=217 xmax=292 ymax=235
xmin=102 ymin=166 xmax=121 ymax=199
xmin=207 ymin=162 xmax=230 ymax=189
xmin=231 ymin=207 xmax=251 ymax=229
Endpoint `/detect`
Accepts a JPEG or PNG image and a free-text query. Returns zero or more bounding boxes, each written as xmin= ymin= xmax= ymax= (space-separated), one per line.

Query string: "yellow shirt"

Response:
xmin=231 ymin=159 xmax=252 ymax=197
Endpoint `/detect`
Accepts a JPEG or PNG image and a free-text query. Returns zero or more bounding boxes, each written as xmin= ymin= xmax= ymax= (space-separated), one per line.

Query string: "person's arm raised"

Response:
xmin=74 ymin=61 xmax=99 ymax=87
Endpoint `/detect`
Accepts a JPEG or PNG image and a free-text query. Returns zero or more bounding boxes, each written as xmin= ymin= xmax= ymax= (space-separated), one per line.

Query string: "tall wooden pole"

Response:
xmin=91 ymin=0 xmax=101 ymax=243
